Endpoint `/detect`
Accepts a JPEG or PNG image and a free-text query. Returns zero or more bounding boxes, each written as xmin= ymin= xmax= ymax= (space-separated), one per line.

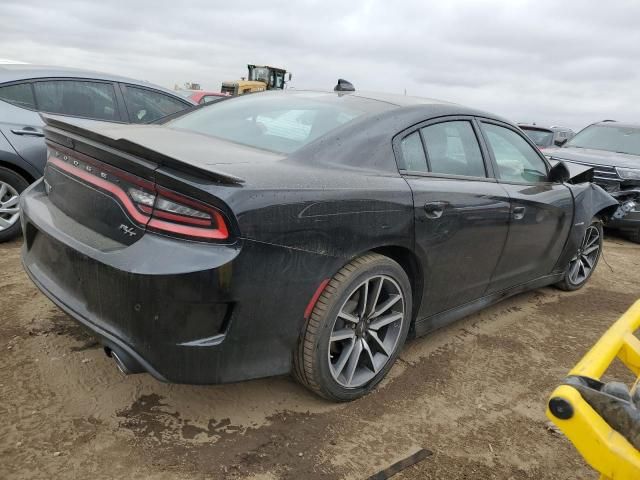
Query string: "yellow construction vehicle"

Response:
xmin=547 ymin=299 xmax=640 ymax=480
xmin=221 ymin=65 xmax=291 ymax=96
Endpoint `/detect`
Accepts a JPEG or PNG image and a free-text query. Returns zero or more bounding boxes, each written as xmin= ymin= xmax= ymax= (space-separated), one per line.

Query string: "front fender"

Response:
xmin=553 ymin=183 xmax=618 ymax=272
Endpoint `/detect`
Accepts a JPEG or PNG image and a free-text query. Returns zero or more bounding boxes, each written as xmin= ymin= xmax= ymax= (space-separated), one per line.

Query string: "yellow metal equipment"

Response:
xmin=547 ymin=299 xmax=640 ymax=480
xmin=221 ymin=65 xmax=290 ymax=96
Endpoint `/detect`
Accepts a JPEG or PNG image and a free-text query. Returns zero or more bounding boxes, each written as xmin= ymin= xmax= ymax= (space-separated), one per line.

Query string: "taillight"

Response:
xmin=46 ymin=146 xmax=230 ymax=242
xmin=129 ymin=186 xmax=229 ymax=240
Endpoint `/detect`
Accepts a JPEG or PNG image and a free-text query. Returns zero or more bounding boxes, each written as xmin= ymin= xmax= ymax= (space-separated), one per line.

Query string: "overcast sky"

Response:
xmin=1 ymin=0 xmax=639 ymax=130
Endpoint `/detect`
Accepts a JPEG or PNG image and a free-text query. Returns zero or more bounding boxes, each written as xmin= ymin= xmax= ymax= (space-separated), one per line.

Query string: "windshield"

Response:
xmin=521 ymin=128 xmax=554 ymax=147
xmin=167 ymin=92 xmax=391 ymax=154
xmin=567 ymin=124 xmax=640 ymax=156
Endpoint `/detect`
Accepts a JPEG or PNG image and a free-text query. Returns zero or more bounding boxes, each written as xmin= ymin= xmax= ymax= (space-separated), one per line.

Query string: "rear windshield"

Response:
xmin=166 ymin=92 xmax=391 ymax=154
xmin=521 ymin=128 xmax=554 ymax=147
xmin=567 ymin=124 xmax=640 ymax=156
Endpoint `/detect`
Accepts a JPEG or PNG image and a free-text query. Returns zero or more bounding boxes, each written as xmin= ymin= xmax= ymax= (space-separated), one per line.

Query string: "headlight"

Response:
xmin=616 ymin=167 xmax=640 ymax=180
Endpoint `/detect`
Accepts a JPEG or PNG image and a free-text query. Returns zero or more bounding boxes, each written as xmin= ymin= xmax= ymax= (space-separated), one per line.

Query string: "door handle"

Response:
xmin=10 ymin=128 xmax=44 ymax=137
xmin=512 ymin=206 xmax=526 ymax=220
xmin=424 ymin=201 xmax=446 ymax=219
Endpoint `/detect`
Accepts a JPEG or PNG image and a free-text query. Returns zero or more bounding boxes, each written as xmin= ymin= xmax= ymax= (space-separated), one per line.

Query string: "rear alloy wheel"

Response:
xmin=0 ymin=167 xmax=28 ymax=242
xmin=294 ymin=253 xmax=412 ymax=401
xmin=556 ymin=219 xmax=603 ymax=291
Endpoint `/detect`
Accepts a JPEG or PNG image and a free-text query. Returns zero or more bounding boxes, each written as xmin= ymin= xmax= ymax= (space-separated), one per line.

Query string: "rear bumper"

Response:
xmin=22 ymin=260 xmax=169 ymax=381
xmin=20 ymin=179 xmax=337 ymax=384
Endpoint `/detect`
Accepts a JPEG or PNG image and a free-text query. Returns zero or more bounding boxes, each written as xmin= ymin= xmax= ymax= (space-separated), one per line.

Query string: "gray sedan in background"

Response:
xmin=0 ymin=64 xmax=195 ymax=241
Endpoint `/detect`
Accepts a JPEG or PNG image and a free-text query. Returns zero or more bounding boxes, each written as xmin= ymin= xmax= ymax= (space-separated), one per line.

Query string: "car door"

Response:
xmin=479 ymin=120 xmax=573 ymax=293
xmin=1 ymin=79 xmax=127 ymax=174
xmin=396 ymin=117 xmax=511 ymax=318
xmin=0 ymin=82 xmax=47 ymax=174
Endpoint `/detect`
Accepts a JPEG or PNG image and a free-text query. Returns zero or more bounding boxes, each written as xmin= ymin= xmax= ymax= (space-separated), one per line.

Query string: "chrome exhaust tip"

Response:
xmin=111 ymin=350 xmax=131 ymax=375
xmin=104 ymin=346 xmax=143 ymax=375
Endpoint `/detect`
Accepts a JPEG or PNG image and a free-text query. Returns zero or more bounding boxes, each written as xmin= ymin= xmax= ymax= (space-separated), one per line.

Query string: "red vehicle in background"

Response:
xmin=177 ymin=89 xmax=229 ymax=105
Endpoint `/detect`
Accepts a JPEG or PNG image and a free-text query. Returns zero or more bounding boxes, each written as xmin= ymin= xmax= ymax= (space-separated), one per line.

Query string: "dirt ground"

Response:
xmin=1 ymin=236 xmax=639 ymax=480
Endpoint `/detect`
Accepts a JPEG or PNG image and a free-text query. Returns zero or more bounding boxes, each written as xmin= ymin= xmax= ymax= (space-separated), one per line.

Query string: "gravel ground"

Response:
xmin=1 ymin=235 xmax=639 ymax=479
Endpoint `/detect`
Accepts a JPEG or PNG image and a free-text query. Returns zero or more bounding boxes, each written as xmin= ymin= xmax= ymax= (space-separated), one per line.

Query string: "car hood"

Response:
xmin=545 ymin=146 xmax=640 ymax=169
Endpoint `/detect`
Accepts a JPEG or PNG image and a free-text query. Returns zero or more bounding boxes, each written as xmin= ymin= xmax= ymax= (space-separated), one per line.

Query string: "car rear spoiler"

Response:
xmin=41 ymin=114 xmax=245 ymax=185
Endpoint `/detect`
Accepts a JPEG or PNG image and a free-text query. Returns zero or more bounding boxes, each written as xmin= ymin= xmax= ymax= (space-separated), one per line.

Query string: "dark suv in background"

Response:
xmin=545 ymin=120 xmax=640 ymax=242
xmin=0 ymin=64 xmax=194 ymax=241
xmin=519 ymin=124 xmax=575 ymax=151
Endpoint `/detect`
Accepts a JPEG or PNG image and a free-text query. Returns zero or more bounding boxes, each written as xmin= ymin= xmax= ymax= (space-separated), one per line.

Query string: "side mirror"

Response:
xmin=548 ymin=161 xmax=571 ymax=183
xmin=288 ymin=73 xmax=292 ymax=81
xmin=554 ymin=138 xmax=567 ymax=147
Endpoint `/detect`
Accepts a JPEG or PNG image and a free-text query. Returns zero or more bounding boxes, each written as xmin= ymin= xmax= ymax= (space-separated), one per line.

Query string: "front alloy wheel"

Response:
xmin=556 ymin=219 xmax=603 ymax=291
xmin=294 ymin=253 xmax=412 ymax=402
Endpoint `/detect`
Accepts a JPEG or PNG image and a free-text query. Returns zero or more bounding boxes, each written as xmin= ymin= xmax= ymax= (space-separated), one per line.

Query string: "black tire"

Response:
xmin=294 ymin=253 xmax=412 ymax=402
xmin=555 ymin=219 xmax=603 ymax=291
xmin=0 ymin=167 xmax=29 ymax=243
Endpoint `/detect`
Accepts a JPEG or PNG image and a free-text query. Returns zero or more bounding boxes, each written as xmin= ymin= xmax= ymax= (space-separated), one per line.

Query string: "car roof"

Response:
xmin=331 ymin=90 xmax=452 ymax=107
xmin=274 ymin=88 xmax=505 ymax=119
xmin=0 ymin=64 xmax=193 ymax=102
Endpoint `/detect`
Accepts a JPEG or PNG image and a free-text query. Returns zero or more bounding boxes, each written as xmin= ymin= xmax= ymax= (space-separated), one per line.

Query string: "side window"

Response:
xmin=400 ymin=131 xmax=428 ymax=172
xmin=482 ymin=123 xmax=548 ymax=183
xmin=122 ymin=86 xmax=189 ymax=123
xmin=33 ymin=80 xmax=119 ymax=121
xmin=0 ymin=83 xmax=36 ymax=109
xmin=421 ymin=121 xmax=486 ymax=177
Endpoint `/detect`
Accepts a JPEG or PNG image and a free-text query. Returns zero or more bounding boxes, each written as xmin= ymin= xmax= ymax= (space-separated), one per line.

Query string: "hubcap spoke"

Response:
xmin=358 ymin=282 xmax=369 ymax=319
xmin=369 ymin=331 xmax=391 ymax=356
xmin=337 ymin=310 xmax=359 ymax=324
xmin=583 ymin=244 xmax=599 ymax=256
xmin=1 ymin=195 xmax=19 ymax=208
xmin=369 ymin=312 xmax=403 ymax=331
xmin=372 ymin=294 xmax=401 ymax=318
xmin=582 ymin=255 xmax=594 ymax=269
xmin=366 ymin=277 xmax=383 ymax=317
xmin=331 ymin=329 xmax=355 ymax=343
xmin=361 ymin=339 xmax=378 ymax=373
xmin=344 ymin=339 xmax=364 ymax=385
xmin=0 ymin=183 xmax=7 ymax=199
xmin=568 ymin=259 xmax=580 ymax=282
xmin=0 ymin=217 xmax=13 ymax=228
xmin=585 ymin=231 xmax=598 ymax=248
xmin=332 ymin=339 xmax=355 ymax=378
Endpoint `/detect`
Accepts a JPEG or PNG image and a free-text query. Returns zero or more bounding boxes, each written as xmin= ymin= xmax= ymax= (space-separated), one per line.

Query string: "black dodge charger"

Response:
xmin=20 ymin=90 xmax=622 ymax=401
